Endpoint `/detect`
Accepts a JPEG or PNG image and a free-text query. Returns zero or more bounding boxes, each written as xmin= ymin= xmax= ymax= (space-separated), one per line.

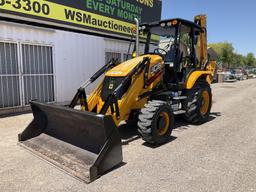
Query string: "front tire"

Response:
xmin=138 ymin=100 xmax=174 ymax=144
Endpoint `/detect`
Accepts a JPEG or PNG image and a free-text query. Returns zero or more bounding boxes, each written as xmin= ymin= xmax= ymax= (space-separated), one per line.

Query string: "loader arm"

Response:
xmin=100 ymin=57 xmax=150 ymax=117
xmin=84 ymin=54 xmax=163 ymax=126
xmin=69 ymin=59 xmax=118 ymax=110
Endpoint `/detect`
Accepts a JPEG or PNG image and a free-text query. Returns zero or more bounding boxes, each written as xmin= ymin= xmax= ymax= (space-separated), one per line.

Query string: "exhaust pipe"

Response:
xmin=134 ymin=18 xmax=139 ymax=57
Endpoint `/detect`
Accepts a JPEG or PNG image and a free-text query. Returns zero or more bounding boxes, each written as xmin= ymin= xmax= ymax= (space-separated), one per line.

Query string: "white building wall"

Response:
xmin=0 ymin=21 xmax=131 ymax=104
xmin=0 ymin=21 xmax=158 ymax=108
xmin=53 ymin=31 xmax=106 ymax=102
xmin=105 ymin=38 xmax=145 ymax=60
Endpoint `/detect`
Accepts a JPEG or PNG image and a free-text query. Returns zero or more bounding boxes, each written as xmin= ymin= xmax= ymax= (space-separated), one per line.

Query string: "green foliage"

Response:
xmin=245 ymin=53 xmax=256 ymax=67
xmin=209 ymin=42 xmax=256 ymax=68
xmin=232 ymin=54 xmax=246 ymax=67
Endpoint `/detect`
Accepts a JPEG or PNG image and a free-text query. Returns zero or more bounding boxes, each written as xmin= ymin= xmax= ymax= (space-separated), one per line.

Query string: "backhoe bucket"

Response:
xmin=18 ymin=101 xmax=123 ymax=183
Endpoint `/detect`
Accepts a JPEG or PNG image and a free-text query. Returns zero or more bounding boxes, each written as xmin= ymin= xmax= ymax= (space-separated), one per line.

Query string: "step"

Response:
xmin=172 ymin=96 xmax=187 ymax=100
xmin=173 ymin=110 xmax=186 ymax=115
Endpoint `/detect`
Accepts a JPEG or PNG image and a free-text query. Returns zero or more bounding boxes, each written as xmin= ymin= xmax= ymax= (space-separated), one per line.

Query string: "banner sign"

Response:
xmin=0 ymin=0 xmax=162 ymax=39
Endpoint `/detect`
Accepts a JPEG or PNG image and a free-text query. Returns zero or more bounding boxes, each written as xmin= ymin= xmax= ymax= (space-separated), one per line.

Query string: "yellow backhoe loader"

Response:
xmin=19 ymin=15 xmax=216 ymax=183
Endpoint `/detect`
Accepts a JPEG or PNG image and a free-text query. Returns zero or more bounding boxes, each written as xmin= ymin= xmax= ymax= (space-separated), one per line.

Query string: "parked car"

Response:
xmin=235 ymin=73 xmax=244 ymax=80
xmin=248 ymin=74 xmax=254 ymax=79
xmin=225 ymin=74 xmax=237 ymax=82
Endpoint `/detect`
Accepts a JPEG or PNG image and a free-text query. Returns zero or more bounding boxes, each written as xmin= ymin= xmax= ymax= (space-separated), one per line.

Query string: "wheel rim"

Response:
xmin=157 ymin=111 xmax=170 ymax=136
xmin=200 ymin=90 xmax=210 ymax=115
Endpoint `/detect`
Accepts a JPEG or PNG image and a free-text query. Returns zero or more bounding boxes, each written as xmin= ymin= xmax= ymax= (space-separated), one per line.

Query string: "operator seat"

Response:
xmin=164 ymin=42 xmax=189 ymax=83
xmin=164 ymin=42 xmax=188 ymax=67
xmin=179 ymin=42 xmax=189 ymax=65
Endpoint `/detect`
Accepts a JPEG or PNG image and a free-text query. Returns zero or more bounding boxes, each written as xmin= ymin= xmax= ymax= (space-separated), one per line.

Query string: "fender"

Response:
xmin=185 ymin=60 xmax=216 ymax=89
xmin=185 ymin=71 xmax=213 ymax=89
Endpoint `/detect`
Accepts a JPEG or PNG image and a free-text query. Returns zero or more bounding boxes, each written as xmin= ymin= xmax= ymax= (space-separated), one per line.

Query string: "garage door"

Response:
xmin=0 ymin=42 xmax=20 ymax=108
xmin=22 ymin=44 xmax=55 ymax=105
xmin=0 ymin=41 xmax=55 ymax=109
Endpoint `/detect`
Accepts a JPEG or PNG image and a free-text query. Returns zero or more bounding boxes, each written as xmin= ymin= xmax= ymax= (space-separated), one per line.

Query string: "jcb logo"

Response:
xmin=150 ymin=63 xmax=161 ymax=74
xmin=109 ymin=83 xmax=114 ymax=90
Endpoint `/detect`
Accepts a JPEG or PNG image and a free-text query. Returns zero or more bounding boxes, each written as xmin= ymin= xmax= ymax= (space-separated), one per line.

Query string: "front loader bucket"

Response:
xmin=18 ymin=101 xmax=123 ymax=183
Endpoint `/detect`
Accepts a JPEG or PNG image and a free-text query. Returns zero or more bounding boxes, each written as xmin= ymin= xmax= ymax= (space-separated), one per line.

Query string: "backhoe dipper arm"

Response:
xmin=69 ymin=59 xmax=118 ymax=109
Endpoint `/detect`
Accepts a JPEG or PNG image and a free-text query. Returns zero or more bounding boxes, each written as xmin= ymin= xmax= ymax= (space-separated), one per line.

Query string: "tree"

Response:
xmin=245 ymin=53 xmax=256 ymax=67
xmin=209 ymin=42 xmax=256 ymax=68
xmin=221 ymin=43 xmax=234 ymax=68
xmin=232 ymin=54 xmax=245 ymax=67
xmin=209 ymin=42 xmax=234 ymax=68
xmin=208 ymin=42 xmax=224 ymax=55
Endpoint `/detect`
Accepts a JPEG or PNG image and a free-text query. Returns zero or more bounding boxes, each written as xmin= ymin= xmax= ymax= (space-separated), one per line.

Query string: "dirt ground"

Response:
xmin=0 ymin=79 xmax=256 ymax=192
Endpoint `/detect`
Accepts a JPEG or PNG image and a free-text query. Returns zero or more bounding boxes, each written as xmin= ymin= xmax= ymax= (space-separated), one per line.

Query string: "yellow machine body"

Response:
xmin=87 ymin=54 xmax=163 ymax=125
xmin=18 ymin=14 xmax=216 ymax=183
xmin=185 ymin=62 xmax=216 ymax=89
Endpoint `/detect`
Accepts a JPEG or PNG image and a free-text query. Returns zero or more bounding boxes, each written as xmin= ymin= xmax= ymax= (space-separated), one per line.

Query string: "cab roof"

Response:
xmin=140 ymin=18 xmax=203 ymax=32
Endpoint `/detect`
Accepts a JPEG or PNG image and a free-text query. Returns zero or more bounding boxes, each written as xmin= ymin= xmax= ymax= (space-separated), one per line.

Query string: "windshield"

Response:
xmin=139 ymin=24 xmax=178 ymax=56
xmin=150 ymin=26 xmax=176 ymax=37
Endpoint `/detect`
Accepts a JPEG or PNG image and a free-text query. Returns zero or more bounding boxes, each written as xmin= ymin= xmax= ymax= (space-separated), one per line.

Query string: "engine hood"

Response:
xmin=105 ymin=54 xmax=163 ymax=77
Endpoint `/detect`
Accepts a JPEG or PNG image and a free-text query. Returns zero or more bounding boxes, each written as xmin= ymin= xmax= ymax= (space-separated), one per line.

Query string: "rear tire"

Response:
xmin=138 ymin=100 xmax=174 ymax=144
xmin=182 ymin=80 xmax=212 ymax=124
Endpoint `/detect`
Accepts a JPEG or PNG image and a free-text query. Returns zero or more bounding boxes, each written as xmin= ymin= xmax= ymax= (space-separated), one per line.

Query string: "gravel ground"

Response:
xmin=0 ymin=79 xmax=256 ymax=192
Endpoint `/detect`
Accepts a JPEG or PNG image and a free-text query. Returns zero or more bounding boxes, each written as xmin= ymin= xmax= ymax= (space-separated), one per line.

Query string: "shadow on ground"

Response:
xmin=118 ymin=121 xmax=141 ymax=145
xmin=142 ymin=136 xmax=177 ymax=148
xmin=118 ymin=112 xmax=221 ymax=147
xmin=0 ymin=110 xmax=31 ymax=118
xmin=100 ymin=111 xmax=222 ymax=180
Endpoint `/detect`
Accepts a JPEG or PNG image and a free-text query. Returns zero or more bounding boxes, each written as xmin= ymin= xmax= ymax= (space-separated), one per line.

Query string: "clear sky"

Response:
xmin=161 ymin=0 xmax=256 ymax=56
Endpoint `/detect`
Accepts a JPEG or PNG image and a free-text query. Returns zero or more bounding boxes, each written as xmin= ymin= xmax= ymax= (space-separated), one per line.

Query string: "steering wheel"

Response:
xmin=154 ymin=48 xmax=168 ymax=55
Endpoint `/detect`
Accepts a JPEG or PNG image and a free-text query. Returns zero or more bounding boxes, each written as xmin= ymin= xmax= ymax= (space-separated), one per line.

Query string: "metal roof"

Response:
xmin=141 ymin=18 xmax=203 ymax=32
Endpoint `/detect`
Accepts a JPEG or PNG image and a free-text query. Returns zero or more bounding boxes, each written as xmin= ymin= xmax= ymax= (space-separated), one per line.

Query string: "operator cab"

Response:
xmin=140 ymin=18 xmax=203 ymax=85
